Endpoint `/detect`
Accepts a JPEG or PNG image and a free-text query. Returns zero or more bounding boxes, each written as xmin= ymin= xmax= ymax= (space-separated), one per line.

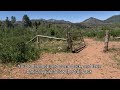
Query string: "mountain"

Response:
xmin=47 ymin=19 xmax=72 ymax=24
xmin=104 ymin=15 xmax=120 ymax=23
xmin=31 ymin=19 xmax=72 ymax=24
xmin=81 ymin=17 xmax=105 ymax=26
xmin=4 ymin=15 xmax=120 ymax=28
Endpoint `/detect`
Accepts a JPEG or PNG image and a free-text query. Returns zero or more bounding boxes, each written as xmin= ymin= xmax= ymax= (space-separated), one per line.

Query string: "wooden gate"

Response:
xmin=67 ymin=31 xmax=86 ymax=53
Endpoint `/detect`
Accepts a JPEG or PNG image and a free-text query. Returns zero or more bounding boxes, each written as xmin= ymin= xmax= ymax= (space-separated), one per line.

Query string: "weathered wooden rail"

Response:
xmin=26 ymin=35 xmax=67 ymax=44
xmin=114 ymin=37 xmax=120 ymax=39
xmin=37 ymin=35 xmax=67 ymax=40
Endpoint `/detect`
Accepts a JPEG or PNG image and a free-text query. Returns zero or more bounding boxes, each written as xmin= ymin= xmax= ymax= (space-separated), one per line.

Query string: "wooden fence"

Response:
xmin=26 ymin=32 xmax=86 ymax=53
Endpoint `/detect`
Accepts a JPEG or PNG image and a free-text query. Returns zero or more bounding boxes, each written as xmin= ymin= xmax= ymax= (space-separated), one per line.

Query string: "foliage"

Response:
xmin=5 ymin=17 xmax=10 ymax=28
xmin=11 ymin=16 xmax=16 ymax=24
xmin=0 ymin=36 xmax=40 ymax=63
xmin=0 ymin=26 xmax=40 ymax=63
xmin=22 ymin=15 xmax=32 ymax=27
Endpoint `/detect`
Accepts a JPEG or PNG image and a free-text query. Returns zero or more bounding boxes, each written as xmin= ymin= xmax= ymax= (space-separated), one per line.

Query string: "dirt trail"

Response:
xmin=0 ymin=38 xmax=120 ymax=79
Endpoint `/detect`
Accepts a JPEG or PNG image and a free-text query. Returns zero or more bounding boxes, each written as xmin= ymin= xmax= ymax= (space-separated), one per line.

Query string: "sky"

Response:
xmin=0 ymin=11 xmax=120 ymax=23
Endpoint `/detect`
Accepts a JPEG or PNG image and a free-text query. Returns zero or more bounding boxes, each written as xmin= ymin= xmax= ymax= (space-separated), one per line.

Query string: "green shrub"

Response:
xmin=96 ymin=31 xmax=105 ymax=39
xmin=110 ymin=29 xmax=120 ymax=37
xmin=50 ymin=29 xmax=55 ymax=36
xmin=0 ymin=42 xmax=40 ymax=63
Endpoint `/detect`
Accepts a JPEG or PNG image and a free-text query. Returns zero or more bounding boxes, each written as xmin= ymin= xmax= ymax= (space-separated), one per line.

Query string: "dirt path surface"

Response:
xmin=1 ymin=38 xmax=120 ymax=79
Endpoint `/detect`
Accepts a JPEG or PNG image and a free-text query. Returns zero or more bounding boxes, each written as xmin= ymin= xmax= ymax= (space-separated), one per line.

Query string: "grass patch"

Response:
xmin=113 ymin=55 xmax=120 ymax=66
xmin=39 ymin=40 xmax=69 ymax=54
xmin=109 ymin=48 xmax=119 ymax=52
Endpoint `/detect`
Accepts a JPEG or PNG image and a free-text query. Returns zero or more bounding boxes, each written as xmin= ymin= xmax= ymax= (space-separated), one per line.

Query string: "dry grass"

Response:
xmin=39 ymin=40 xmax=68 ymax=53
xmin=109 ymin=48 xmax=120 ymax=67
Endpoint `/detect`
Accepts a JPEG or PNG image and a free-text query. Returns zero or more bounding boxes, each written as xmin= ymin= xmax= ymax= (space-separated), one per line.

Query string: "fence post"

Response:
xmin=37 ymin=35 xmax=39 ymax=48
xmin=38 ymin=36 xmax=40 ymax=49
xmin=104 ymin=30 xmax=110 ymax=52
xmin=67 ymin=32 xmax=73 ymax=52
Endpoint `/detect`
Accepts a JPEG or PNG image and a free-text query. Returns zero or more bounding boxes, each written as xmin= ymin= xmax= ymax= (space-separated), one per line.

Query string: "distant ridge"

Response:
xmin=11 ymin=14 xmax=120 ymax=27
xmin=31 ymin=19 xmax=72 ymax=24
xmin=104 ymin=15 xmax=120 ymax=23
xmin=80 ymin=17 xmax=105 ymax=26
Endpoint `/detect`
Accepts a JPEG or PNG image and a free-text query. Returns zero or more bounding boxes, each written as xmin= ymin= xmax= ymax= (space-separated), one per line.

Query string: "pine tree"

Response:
xmin=5 ymin=17 xmax=10 ymax=28
xmin=22 ymin=15 xmax=31 ymax=27
xmin=11 ymin=16 xmax=16 ymax=23
xmin=38 ymin=21 xmax=41 ymax=25
xmin=11 ymin=16 xmax=16 ymax=29
xmin=34 ymin=21 xmax=38 ymax=29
